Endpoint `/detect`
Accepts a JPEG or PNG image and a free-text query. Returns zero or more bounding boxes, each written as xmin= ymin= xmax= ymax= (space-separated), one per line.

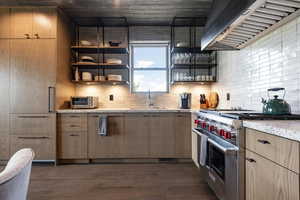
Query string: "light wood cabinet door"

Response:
xmin=58 ymin=131 xmax=87 ymax=159
xmin=10 ymin=114 xmax=56 ymax=136
xmin=88 ymin=114 xmax=124 ymax=158
xmin=0 ymin=8 xmax=10 ymax=38
xmin=0 ymin=39 xmax=10 ymax=160
xmin=10 ymin=8 xmax=33 ymax=39
xmin=58 ymin=114 xmax=87 ymax=132
xmin=123 ymin=114 xmax=149 ymax=157
xmin=246 ymin=150 xmax=299 ymax=200
xmin=33 ymin=8 xmax=57 ymax=39
xmin=149 ymin=114 xmax=175 ymax=157
xmin=174 ymin=113 xmax=192 ymax=157
xmin=10 ymin=135 xmax=55 ymax=160
xmin=10 ymin=39 xmax=56 ymax=113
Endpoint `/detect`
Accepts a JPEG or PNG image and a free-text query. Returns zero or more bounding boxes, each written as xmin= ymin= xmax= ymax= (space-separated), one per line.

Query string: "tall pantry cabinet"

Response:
xmin=0 ymin=7 xmax=75 ymax=162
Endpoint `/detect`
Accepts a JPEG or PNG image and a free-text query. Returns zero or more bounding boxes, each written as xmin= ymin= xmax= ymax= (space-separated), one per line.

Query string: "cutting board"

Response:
xmin=208 ymin=92 xmax=219 ymax=108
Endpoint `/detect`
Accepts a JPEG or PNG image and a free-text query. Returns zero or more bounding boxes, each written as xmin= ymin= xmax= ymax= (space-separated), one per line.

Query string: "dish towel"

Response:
xmin=97 ymin=115 xmax=108 ymax=136
xmin=199 ymin=134 xmax=208 ymax=166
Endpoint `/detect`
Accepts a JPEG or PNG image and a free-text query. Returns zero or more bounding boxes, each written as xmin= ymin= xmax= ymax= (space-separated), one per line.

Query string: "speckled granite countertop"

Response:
xmin=56 ymin=108 xmax=194 ymax=114
xmin=243 ymin=120 xmax=300 ymax=142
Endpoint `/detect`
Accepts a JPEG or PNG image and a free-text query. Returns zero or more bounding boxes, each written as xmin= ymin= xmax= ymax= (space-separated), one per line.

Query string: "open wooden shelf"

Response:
xmin=72 ymin=80 xmax=129 ymax=85
xmin=71 ymin=46 xmax=129 ymax=54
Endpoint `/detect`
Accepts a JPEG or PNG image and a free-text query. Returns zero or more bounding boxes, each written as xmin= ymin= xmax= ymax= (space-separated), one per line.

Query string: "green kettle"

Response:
xmin=261 ymin=88 xmax=291 ymax=115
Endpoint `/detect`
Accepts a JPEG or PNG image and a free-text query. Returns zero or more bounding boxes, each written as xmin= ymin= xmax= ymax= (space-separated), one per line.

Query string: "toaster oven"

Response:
xmin=71 ymin=96 xmax=98 ymax=109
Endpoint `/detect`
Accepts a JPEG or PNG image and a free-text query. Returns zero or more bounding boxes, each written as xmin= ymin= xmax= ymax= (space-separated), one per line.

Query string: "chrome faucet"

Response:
xmin=147 ymin=89 xmax=154 ymax=107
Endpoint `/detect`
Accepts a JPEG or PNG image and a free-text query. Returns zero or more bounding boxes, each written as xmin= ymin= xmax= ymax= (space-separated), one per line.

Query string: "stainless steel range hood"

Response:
xmin=202 ymin=0 xmax=300 ymax=50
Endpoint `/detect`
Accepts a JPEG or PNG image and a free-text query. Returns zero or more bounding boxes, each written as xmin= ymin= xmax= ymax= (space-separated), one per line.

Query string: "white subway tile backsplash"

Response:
xmin=212 ymin=16 xmax=300 ymax=113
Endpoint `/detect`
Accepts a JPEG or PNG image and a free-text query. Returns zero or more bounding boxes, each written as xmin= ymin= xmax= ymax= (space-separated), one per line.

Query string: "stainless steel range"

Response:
xmin=193 ymin=109 xmax=300 ymax=200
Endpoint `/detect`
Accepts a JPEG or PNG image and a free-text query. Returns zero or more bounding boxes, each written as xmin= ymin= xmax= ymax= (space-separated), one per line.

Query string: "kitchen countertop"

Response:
xmin=243 ymin=120 xmax=300 ymax=142
xmin=56 ymin=108 xmax=194 ymax=114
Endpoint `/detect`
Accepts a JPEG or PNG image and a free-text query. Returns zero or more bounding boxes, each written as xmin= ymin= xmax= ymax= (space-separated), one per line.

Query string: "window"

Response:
xmin=131 ymin=44 xmax=169 ymax=92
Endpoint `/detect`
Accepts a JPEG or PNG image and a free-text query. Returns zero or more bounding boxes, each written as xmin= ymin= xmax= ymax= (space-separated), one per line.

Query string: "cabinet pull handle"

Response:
xmin=69 ymin=134 xmax=79 ymax=137
xmin=34 ymin=33 xmax=40 ymax=39
xmin=68 ymin=116 xmax=80 ymax=118
xmin=257 ymin=139 xmax=270 ymax=144
xmin=24 ymin=34 xmax=30 ymax=39
xmin=48 ymin=87 xmax=56 ymax=113
xmin=70 ymin=125 xmax=80 ymax=128
xmin=18 ymin=136 xmax=50 ymax=140
xmin=18 ymin=116 xmax=49 ymax=119
xmin=246 ymin=158 xmax=256 ymax=163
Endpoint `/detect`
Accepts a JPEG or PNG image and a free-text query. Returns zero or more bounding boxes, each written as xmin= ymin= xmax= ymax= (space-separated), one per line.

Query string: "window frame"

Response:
xmin=130 ymin=43 xmax=170 ymax=93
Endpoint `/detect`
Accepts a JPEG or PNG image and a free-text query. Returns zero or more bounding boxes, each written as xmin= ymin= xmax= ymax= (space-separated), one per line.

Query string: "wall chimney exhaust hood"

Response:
xmin=202 ymin=0 xmax=300 ymax=50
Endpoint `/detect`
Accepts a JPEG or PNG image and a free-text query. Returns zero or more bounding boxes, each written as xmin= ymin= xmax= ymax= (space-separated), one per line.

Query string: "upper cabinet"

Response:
xmin=32 ymin=7 xmax=57 ymax=39
xmin=0 ymin=8 xmax=10 ymax=38
xmin=10 ymin=7 xmax=57 ymax=39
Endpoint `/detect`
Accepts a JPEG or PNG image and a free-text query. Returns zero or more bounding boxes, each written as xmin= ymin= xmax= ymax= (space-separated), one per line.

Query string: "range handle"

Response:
xmin=208 ymin=138 xmax=238 ymax=153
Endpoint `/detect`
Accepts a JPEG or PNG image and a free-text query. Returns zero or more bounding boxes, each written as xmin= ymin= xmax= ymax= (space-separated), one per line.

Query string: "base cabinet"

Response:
xmin=58 ymin=131 xmax=87 ymax=159
xmin=58 ymin=114 xmax=87 ymax=159
xmin=10 ymin=135 xmax=55 ymax=160
xmin=149 ymin=114 xmax=175 ymax=157
xmin=175 ymin=114 xmax=191 ymax=157
xmin=246 ymin=150 xmax=299 ymax=200
xmin=9 ymin=114 xmax=56 ymax=160
xmin=58 ymin=112 xmax=192 ymax=160
xmin=88 ymin=114 xmax=124 ymax=158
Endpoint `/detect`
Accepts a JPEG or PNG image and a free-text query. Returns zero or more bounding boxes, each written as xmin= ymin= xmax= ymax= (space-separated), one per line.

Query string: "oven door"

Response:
xmin=207 ymin=135 xmax=238 ymax=200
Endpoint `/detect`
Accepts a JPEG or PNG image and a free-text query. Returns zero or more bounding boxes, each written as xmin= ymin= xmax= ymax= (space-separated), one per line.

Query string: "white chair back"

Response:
xmin=0 ymin=148 xmax=35 ymax=200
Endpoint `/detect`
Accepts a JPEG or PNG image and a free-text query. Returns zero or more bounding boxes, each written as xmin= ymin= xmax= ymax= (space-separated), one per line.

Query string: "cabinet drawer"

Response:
xmin=58 ymin=131 xmax=87 ymax=159
xmin=10 ymin=135 xmax=55 ymax=160
xmin=10 ymin=114 xmax=56 ymax=136
xmin=246 ymin=128 xmax=299 ymax=173
xmin=58 ymin=114 xmax=87 ymax=132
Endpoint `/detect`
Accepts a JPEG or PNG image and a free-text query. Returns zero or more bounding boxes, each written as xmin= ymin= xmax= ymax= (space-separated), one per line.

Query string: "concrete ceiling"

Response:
xmin=0 ymin=0 xmax=213 ymax=25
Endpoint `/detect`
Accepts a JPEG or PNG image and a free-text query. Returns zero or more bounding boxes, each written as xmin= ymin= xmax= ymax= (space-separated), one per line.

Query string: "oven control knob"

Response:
xmin=194 ymin=119 xmax=200 ymax=125
xmin=202 ymin=122 xmax=207 ymax=128
xmin=219 ymin=129 xmax=225 ymax=136
xmin=225 ymin=132 xmax=232 ymax=139
xmin=209 ymin=125 xmax=215 ymax=131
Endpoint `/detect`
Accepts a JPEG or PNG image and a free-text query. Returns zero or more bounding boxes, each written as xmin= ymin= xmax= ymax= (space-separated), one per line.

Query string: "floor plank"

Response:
xmin=8 ymin=163 xmax=218 ymax=200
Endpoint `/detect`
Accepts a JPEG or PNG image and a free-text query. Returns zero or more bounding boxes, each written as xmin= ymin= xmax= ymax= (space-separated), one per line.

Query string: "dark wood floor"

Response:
xmin=25 ymin=163 xmax=217 ymax=200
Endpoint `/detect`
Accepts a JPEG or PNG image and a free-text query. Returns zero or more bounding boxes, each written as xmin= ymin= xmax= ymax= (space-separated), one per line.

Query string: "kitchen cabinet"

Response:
xmin=123 ymin=114 xmax=149 ymax=157
xmin=88 ymin=114 xmax=124 ymax=158
xmin=245 ymin=128 xmax=300 ymax=200
xmin=0 ymin=39 xmax=9 ymax=160
xmin=174 ymin=113 xmax=192 ymax=157
xmin=9 ymin=114 xmax=56 ymax=160
xmin=10 ymin=39 xmax=56 ymax=114
xmin=0 ymin=8 xmax=10 ymax=38
xmin=58 ymin=114 xmax=87 ymax=159
xmin=246 ymin=150 xmax=299 ymax=200
xmin=58 ymin=112 xmax=192 ymax=160
xmin=32 ymin=7 xmax=57 ymax=39
xmin=246 ymin=128 xmax=299 ymax=173
xmin=59 ymin=132 xmax=87 ymax=159
xmin=10 ymin=135 xmax=55 ymax=160
xmin=0 ymin=7 xmax=74 ymax=161
xmin=10 ymin=7 xmax=56 ymax=39
xmin=149 ymin=114 xmax=175 ymax=157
